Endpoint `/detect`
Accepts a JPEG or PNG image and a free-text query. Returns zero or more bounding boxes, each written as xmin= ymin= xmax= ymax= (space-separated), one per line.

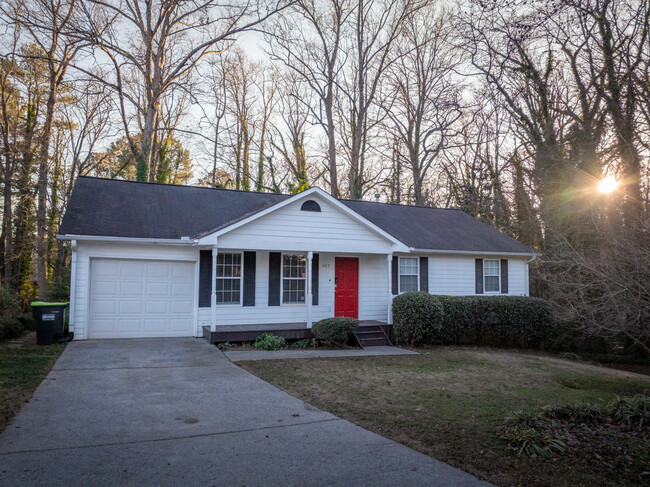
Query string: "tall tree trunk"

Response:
xmin=36 ymin=91 xmax=56 ymax=299
xmin=325 ymin=92 xmax=339 ymax=197
xmin=1 ymin=163 xmax=12 ymax=288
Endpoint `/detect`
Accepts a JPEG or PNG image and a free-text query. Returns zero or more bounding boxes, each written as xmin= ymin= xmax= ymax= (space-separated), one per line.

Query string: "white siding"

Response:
xmin=427 ymin=255 xmax=528 ymax=296
xmin=214 ymin=194 xmax=394 ymax=254
xmin=72 ymin=242 xmax=199 ymax=340
xmin=198 ymin=252 xmax=389 ymax=326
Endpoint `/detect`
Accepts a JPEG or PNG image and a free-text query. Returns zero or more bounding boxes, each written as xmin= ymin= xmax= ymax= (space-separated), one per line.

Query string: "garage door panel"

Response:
xmin=172 ymin=264 xmax=193 ymax=279
xmin=119 ymin=301 xmax=143 ymax=314
xmin=144 ymin=318 xmax=168 ymax=332
xmin=93 ymin=260 xmax=119 ymax=277
xmin=93 ymin=300 xmax=118 ymax=314
xmin=171 ymin=282 xmax=192 ymax=297
xmin=147 ymin=262 xmax=171 ymax=278
xmin=118 ymin=319 xmax=142 ymax=333
xmin=144 ymin=300 xmax=169 ymax=313
xmin=145 ymin=282 xmax=169 ymax=297
xmin=89 ymin=258 xmax=195 ymax=339
xmin=120 ymin=281 xmax=143 ymax=296
xmin=170 ymin=300 xmax=193 ymax=313
xmin=93 ymin=281 xmax=118 ymax=296
xmin=170 ymin=319 xmax=193 ymax=332
xmin=121 ymin=262 xmax=146 ymax=277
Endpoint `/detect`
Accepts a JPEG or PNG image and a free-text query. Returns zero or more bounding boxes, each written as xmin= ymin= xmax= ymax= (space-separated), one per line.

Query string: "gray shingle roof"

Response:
xmin=58 ymin=177 xmax=533 ymax=254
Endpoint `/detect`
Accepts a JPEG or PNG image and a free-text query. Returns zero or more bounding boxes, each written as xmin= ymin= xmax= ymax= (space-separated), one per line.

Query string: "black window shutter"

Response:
xmin=199 ymin=250 xmax=212 ymax=307
xmin=392 ymin=256 xmax=399 ymax=295
xmin=419 ymin=257 xmax=428 ymax=292
xmin=243 ymin=251 xmax=256 ymax=306
xmin=312 ymin=253 xmax=319 ymax=305
xmin=475 ymin=258 xmax=484 ymax=294
xmin=500 ymin=259 xmax=508 ymax=294
xmin=268 ymin=252 xmax=281 ymax=306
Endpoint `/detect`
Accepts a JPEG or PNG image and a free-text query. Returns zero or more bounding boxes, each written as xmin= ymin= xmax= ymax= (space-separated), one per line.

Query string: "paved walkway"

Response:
xmin=226 ymin=345 xmax=419 ymax=362
xmin=0 ymin=338 xmax=491 ymax=487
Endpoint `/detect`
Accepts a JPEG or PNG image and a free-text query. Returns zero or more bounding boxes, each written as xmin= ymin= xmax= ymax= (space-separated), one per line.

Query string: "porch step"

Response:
xmin=354 ymin=326 xmax=392 ymax=348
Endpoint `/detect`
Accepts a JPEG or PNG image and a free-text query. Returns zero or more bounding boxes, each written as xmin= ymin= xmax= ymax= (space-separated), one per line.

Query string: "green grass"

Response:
xmin=240 ymin=347 xmax=650 ymax=487
xmin=0 ymin=334 xmax=66 ymax=432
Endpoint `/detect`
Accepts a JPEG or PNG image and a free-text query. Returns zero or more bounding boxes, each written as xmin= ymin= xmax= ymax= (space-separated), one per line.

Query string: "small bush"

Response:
xmin=0 ymin=315 xmax=24 ymax=341
xmin=498 ymin=394 xmax=650 ymax=457
xmin=16 ymin=313 xmax=37 ymax=331
xmin=312 ymin=317 xmax=358 ymax=346
xmin=392 ymin=292 xmax=444 ymax=346
xmin=253 ymin=333 xmax=286 ymax=350
xmin=291 ymin=338 xmax=316 ymax=349
xmin=217 ymin=342 xmax=232 ymax=351
xmin=0 ymin=286 xmax=21 ymax=315
xmin=611 ymin=394 xmax=650 ymax=430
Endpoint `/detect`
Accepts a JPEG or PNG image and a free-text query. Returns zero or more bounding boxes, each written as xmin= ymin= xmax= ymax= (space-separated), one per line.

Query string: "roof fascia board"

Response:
xmin=56 ymin=234 xmax=198 ymax=245
xmin=198 ymin=187 xmax=410 ymax=251
xmin=407 ymin=248 xmax=536 ymax=257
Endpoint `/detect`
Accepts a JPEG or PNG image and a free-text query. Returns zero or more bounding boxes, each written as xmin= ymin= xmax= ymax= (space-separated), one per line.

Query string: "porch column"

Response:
xmin=387 ymin=253 xmax=393 ymax=325
xmin=307 ymin=251 xmax=313 ymax=328
xmin=211 ymin=243 xmax=218 ymax=332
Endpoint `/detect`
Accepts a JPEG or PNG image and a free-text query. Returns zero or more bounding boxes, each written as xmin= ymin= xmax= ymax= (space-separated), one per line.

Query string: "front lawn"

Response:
xmin=240 ymin=347 xmax=650 ymax=487
xmin=0 ymin=333 xmax=66 ymax=432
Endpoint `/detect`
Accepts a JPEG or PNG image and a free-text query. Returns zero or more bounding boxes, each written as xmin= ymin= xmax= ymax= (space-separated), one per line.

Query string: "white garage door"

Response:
xmin=88 ymin=259 xmax=195 ymax=339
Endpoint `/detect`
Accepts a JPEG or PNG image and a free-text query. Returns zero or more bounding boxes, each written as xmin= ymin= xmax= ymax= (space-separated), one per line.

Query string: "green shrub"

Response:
xmin=252 ymin=333 xmax=286 ymax=350
xmin=392 ymin=292 xmax=444 ymax=346
xmin=291 ymin=338 xmax=316 ymax=349
xmin=0 ymin=286 xmax=21 ymax=315
xmin=498 ymin=394 xmax=649 ymax=457
xmin=611 ymin=394 xmax=649 ymax=430
xmin=393 ymin=294 xmax=554 ymax=349
xmin=0 ymin=315 xmax=24 ymax=341
xmin=16 ymin=313 xmax=37 ymax=331
xmin=312 ymin=317 xmax=358 ymax=346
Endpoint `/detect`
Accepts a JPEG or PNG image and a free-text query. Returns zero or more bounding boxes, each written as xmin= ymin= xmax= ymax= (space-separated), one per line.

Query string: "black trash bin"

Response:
xmin=31 ymin=302 xmax=69 ymax=345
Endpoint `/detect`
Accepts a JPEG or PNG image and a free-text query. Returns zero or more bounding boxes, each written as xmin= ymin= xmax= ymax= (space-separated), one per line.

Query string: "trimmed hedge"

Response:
xmin=392 ymin=292 xmax=555 ymax=348
xmin=392 ymin=292 xmax=444 ymax=346
xmin=312 ymin=317 xmax=358 ymax=346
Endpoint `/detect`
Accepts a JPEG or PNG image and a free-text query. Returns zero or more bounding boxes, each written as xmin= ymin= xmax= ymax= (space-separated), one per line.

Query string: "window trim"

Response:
xmin=483 ymin=259 xmax=501 ymax=294
xmin=281 ymin=252 xmax=307 ymax=306
xmin=398 ymin=256 xmax=420 ymax=294
xmin=215 ymin=251 xmax=244 ymax=306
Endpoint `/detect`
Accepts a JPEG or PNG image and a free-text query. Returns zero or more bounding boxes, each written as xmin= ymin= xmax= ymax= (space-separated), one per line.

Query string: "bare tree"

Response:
xmin=267 ymin=0 xmax=352 ymax=196
xmin=343 ymin=0 xmax=423 ymax=199
xmin=4 ymin=0 xmax=79 ymax=298
xmin=74 ymin=0 xmax=290 ymax=183
xmin=383 ymin=5 xmax=462 ymax=205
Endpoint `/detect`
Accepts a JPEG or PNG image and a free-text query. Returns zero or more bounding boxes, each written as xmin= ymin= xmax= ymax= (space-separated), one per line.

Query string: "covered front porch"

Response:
xmin=202 ymin=320 xmax=393 ymax=347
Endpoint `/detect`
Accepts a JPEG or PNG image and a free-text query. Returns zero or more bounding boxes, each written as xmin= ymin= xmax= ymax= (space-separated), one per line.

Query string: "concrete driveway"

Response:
xmin=0 ymin=339 xmax=491 ymax=486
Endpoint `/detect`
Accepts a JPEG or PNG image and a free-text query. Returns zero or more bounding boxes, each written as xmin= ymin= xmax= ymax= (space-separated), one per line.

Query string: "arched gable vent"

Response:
xmin=301 ymin=200 xmax=321 ymax=212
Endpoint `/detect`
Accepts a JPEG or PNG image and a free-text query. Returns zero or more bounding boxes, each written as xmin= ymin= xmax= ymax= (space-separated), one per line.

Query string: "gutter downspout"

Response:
xmin=525 ymin=254 xmax=537 ymax=296
xmin=68 ymin=240 xmax=77 ymax=340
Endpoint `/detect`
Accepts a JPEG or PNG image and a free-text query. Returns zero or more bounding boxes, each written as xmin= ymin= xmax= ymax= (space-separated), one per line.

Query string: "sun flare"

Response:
xmin=598 ymin=176 xmax=618 ymax=194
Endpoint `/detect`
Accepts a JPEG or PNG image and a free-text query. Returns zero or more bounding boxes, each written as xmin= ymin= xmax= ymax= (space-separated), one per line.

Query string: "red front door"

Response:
xmin=335 ymin=257 xmax=359 ymax=319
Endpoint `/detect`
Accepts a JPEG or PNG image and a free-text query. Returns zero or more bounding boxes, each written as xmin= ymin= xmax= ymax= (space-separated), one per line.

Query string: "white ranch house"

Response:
xmin=57 ymin=177 xmax=535 ymax=343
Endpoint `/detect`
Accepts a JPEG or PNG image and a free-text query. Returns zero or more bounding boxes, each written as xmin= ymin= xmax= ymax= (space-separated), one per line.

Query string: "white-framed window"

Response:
xmin=484 ymin=259 xmax=500 ymax=293
xmin=216 ymin=252 xmax=242 ymax=304
xmin=282 ymin=253 xmax=306 ymax=304
xmin=399 ymin=257 xmax=419 ymax=293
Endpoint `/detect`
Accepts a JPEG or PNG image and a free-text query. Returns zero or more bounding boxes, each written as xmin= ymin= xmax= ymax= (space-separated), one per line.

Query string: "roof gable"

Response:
xmin=204 ymin=191 xmax=405 ymax=253
xmin=198 ymin=187 xmax=408 ymax=250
